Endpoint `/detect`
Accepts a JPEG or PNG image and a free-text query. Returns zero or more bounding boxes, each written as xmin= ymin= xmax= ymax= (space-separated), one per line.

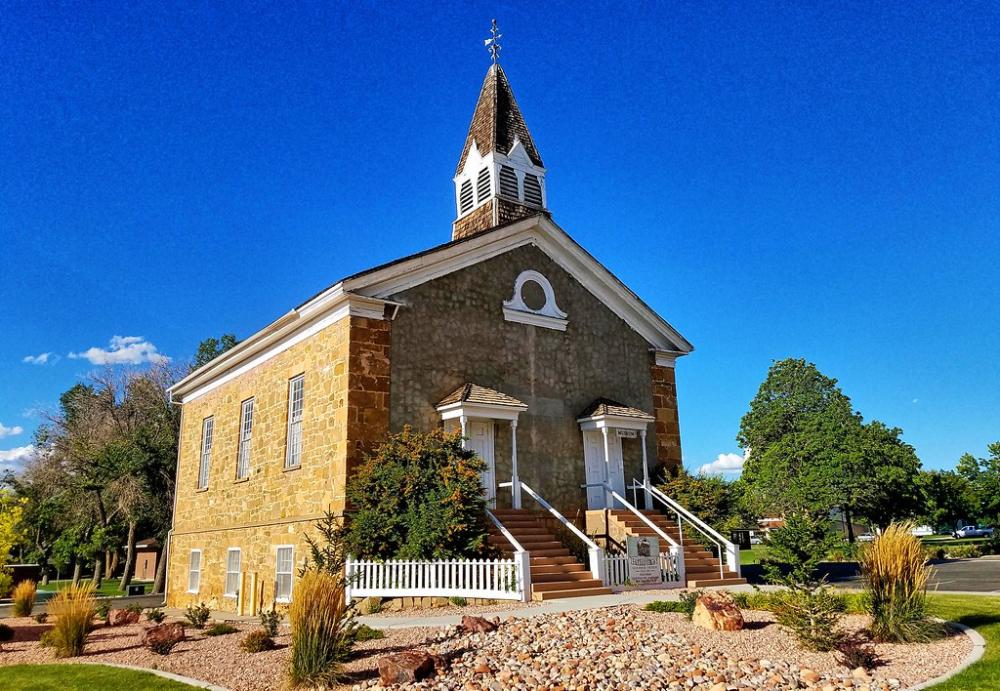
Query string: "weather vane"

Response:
xmin=484 ymin=19 xmax=502 ymax=64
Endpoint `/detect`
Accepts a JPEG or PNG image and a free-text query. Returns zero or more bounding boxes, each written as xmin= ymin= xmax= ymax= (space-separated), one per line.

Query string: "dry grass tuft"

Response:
xmin=11 ymin=580 xmax=36 ymax=617
xmin=861 ymin=522 xmax=942 ymax=643
xmin=45 ymin=582 xmax=97 ymax=657
xmin=287 ymin=570 xmax=355 ymax=688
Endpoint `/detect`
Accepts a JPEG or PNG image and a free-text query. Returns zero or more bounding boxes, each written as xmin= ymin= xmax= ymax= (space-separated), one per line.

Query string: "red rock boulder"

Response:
xmin=377 ymin=650 xmax=439 ymax=685
xmin=142 ymin=622 xmax=186 ymax=651
xmin=108 ymin=609 xmax=142 ymax=626
xmin=692 ymin=591 xmax=744 ymax=631
xmin=460 ymin=615 xmax=498 ymax=634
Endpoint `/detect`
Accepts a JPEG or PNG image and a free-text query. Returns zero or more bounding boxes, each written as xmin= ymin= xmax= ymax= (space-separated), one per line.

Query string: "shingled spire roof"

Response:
xmin=455 ymin=64 xmax=543 ymax=175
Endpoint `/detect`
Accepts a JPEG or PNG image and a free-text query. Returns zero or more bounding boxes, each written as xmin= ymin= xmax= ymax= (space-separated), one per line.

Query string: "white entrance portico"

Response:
xmin=577 ymin=399 xmax=655 ymax=510
xmin=436 ymin=383 xmax=528 ymax=507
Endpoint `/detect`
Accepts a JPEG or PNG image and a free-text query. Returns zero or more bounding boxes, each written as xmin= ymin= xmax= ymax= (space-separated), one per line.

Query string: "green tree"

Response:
xmin=191 ymin=333 xmax=239 ymax=371
xmin=917 ymin=470 xmax=975 ymax=532
xmin=0 ymin=490 xmax=26 ymax=596
xmin=955 ymin=442 xmax=1000 ymax=526
xmin=854 ymin=421 xmax=923 ymax=530
xmin=657 ymin=469 xmax=754 ymax=533
xmin=345 ymin=427 xmax=492 ymax=560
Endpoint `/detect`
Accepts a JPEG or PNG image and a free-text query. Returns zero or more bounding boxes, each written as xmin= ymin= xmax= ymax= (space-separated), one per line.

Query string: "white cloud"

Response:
xmin=69 ymin=335 xmax=170 ymax=366
xmin=0 ymin=423 xmax=24 ymax=439
xmin=0 ymin=445 xmax=35 ymax=465
xmin=698 ymin=452 xmax=745 ymax=476
xmin=23 ymin=352 xmax=57 ymax=365
xmin=912 ymin=398 xmax=919 ymax=404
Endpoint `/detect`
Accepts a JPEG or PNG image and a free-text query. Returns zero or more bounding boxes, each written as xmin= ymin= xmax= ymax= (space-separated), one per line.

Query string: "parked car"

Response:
xmin=910 ymin=525 xmax=935 ymax=537
xmin=857 ymin=533 xmax=877 ymax=543
xmin=953 ymin=525 xmax=994 ymax=539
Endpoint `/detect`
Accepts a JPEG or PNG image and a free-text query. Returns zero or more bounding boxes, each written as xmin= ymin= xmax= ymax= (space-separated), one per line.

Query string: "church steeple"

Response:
xmin=452 ymin=26 xmax=548 ymax=240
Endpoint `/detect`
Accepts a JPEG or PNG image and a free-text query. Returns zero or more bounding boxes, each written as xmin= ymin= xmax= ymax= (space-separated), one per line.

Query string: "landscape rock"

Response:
xmin=141 ymin=622 xmax=185 ymax=648
xmin=460 ymin=615 xmax=499 ymax=634
xmin=377 ymin=650 xmax=438 ymax=685
xmin=107 ymin=609 xmax=141 ymax=627
xmin=692 ymin=591 xmax=745 ymax=632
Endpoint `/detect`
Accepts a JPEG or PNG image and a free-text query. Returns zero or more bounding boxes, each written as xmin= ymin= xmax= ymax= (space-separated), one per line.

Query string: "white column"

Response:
xmin=601 ymin=426 xmax=612 ymax=509
xmin=641 ymin=429 xmax=652 ymax=508
xmin=460 ymin=415 xmax=468 ymax=449
xmin=511 ymin=420 xmax=521 ymax=509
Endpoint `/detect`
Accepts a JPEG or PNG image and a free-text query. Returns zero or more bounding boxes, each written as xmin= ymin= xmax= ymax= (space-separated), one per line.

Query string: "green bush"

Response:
xmin=33 ymin=612 xmax=48 ymax=624
xmin=0 ymin=623 xmax=14 ymax=643
xmin=95 ymin=600 xmax=111 ymax=621
xmin=351 ymin=624 xmax=384 ymax=642
xmin=241 ymin=628 xmax=276 ymax=653
xmin=205 ymin=623 xmax=239 ymax=636
xmin=945 ymin=544 xmax=982 ymax=559
xmin=344 ymin=428 xmax=493 ymax=560
xmin=259 ymin=608 xmax=283 ymax=637
xmin=731 ymin=589 xmax=865 ymax=615
xmin=862 ymin=523 xmax=942 ymax=643
xmin=643 ymin=600 xmax=689 ymax=615
xmin=184 ymin=602 xmax=211 ymax=629
xmin=771 ymin=587 xmax=844 ymax=652
xmin=146 ymin=608 xmax=166 ymax=623
xmin=449 ymin=596 xmax=467 ymax=607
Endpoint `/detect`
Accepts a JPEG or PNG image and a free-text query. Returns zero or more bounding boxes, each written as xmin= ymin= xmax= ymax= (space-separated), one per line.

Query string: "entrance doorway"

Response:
xmin=583 ymin=429 xmax=625 ymax=509
xmin=465 ymin=420 xmax=496 ymax=505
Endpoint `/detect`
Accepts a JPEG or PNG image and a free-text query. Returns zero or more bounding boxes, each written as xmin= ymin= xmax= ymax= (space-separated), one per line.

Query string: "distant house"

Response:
xmin=132 ymin=538 xmax=160 ymax=581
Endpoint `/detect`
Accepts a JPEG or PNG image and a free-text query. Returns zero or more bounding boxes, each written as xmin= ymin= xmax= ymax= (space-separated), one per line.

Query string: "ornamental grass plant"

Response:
xmin=861 ymin=522 xmax=942 ymax=643
xmin=288 ymin=570 xmax=356 ymax=688
xmin=46 ymin=582 xmax=96 ymax=657
xmin=11 ymin=580 xmax=36 ymax=617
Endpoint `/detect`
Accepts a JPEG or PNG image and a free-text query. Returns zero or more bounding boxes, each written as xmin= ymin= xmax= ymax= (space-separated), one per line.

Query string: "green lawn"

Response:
xmin=740 ymin=545 xmax=768 ymax=565
xmin=36 ymin=579 xmax=150 ymax=598
xmin=927 ymin=594 xmax=1000 ymax=690
xmin=1 ymin=664 xmax=193 ymax=690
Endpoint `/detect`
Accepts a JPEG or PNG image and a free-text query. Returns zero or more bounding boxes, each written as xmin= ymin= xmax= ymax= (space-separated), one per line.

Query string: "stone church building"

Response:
xmin=166 ymin=60 xmax=721 ymax=609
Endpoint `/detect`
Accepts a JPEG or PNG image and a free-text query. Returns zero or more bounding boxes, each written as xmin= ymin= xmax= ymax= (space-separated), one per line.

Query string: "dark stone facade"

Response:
xmin=386 ymin=244 xmax=679 ymax=513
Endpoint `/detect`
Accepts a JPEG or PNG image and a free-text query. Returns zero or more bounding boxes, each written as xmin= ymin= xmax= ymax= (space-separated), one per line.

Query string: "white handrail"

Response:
xmin=485 ymin=508 xmax=532 ymax=602
xmin=519 ymin=481 xmax=600 ymax=551
xmin=585 ymin=482 xmax=680 ymax=551
xmin=486 ymin=508 xmax=526 ymax=553
xmin=638 ymin=480 xmax=740 ymax=576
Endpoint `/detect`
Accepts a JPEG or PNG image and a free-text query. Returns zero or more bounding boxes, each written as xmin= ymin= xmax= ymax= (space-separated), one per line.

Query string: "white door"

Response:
xmin=466 ymin=420 xmax=496 ymax=505
xmin=583 ymin=429 xmax=626 ymax=509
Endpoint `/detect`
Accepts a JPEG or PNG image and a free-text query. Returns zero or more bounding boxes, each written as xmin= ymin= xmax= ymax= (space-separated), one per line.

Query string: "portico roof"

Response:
xmin=577 ymin=398 xmax=654 ymax=422
xmin=437 ymin=383 xmax=527 ymax=410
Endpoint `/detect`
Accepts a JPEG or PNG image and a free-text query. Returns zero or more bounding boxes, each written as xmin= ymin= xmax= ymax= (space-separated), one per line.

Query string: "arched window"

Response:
xmin=476 ymin=167 xmax=491 ymax=202
xmin=459 ymin=179 xmax=474 ymax=214
xmin=523 ymin=175 xmax=543 ymax=207
xmin=498 ymin=165 xmax=519 ymax=200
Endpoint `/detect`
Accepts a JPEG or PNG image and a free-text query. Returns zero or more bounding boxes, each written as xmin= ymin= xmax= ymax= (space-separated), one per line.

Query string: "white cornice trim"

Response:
xmin=437 ymin=401 xmax=527 ymax=422
xmin=577 ymin=414 xmax=653 ymax=432
xmin=169 ymin=291 xmax=387 ymax=404
xmin=502 ymin=307 xmax=568 ymax=331
xmin=344 ymin=215 xmax=693 ymax=353
xmin=654 ymin=350 xmax=686 ymax=368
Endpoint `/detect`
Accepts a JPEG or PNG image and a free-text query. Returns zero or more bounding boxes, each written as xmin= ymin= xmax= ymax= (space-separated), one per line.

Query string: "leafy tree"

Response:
xmin=657 ymin=469 xmax=754 ymax=533
xmin=0 ymin=491 xmax=26 ymax=596
xmin=344 ymin=427 xmax=492 ymax=560
xmin=191 ymin=333 xmax=239 ymax=371
xmin=854 ymin=421 xmax=923 ymax=530
xmin=954 ymin=441 xmax=1000 ymax=526
xmin=917 ymin=470 xmax=975 ymax=532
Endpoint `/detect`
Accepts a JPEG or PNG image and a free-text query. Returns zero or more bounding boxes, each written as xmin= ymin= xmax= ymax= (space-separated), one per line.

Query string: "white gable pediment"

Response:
xmin=506 ymin=137 xmax=533 ymax=165
xmin=343 ymin=216 xmax=693 ymax=354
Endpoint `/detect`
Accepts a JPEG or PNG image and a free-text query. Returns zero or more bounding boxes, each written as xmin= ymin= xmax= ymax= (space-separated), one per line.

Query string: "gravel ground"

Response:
xmin=0 ymin=604 xmax=972 ymax=691
xmin=365 ymin=600 xmax=542 ymax=620
xmin=0 ymin=616 xmax=439 ymax=690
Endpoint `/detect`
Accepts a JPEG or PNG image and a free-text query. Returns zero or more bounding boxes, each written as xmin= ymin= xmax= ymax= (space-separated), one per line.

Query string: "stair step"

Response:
xmin=532 ymin=586 xmax=613 ymax=601
xmin=530 ymin=563 xmax=587 ymax=575
xmin=530 ymin=570 xmax=595 ymax=583
xmin=528 ymin=556 xmax=578 ymax=566
xmin=531 ymin=578 xmax=604 ymax=593
xmin=687 ymin=577 xmax=747 ymax=588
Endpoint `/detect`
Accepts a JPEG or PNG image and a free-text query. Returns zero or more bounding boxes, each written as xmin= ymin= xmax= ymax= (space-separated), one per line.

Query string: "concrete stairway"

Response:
xmin=489 ymin=509 xmax=613 ymax=601
xmin=608 ymin=510 xmax=747 ymax=589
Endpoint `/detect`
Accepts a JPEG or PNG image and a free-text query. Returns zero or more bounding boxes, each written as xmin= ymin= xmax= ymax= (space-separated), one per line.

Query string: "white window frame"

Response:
xmin=275 ymin=545 xmax=294 ymax=603
xmin=187 ymin=549 xmax=202 ymax=593
xmin=285 ymin=375 xmax=304 ymax=468
xmin=224 ymin=547 xmax=242 ymax=598
xmin=236 ymin=398 xmax=254 ymax=479
xmin=198 ymin=417 xmax=214 ymax=489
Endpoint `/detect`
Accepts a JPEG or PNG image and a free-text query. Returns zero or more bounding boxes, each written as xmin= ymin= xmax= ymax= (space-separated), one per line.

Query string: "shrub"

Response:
xmin=763 ymin=512 xmax=845 ymax=651
xmin=449 ymin=596 xmax=467 ymax=607
xmin=861 ymin=522 xmax=942 ymax=643
xmin=260 ymin=608 xmax=283 ymax=637
xmin=146 ymin=608 xmax=166 ymax=623
xmin=0 ymin=623 xmax=14 ymax=644
xmin=362 ymin=598 xmax=384 ymax=615
xmin=344 ymin=428 xmax=493 ymax=560
xmin=148 ymin=637 xmax=179 ymax=655
xmin=46 ymin=582 xmax=97 ymax=657
xmin=945 ymin=544 xmax=982 ymax=559
xmin=836 ymin=634 xmax=881 ymax=670
xmin=205 ymin=623 xmax=239 ymax=636
xmin=241 ymin=628 xmax=276 ymax=653
xmin=185 ymin=602 xmax=211 ymax=629
xmin=11 ymin=580 xmax=36 ymax=617
xmin=125 ymin=604 xmax=144 ymax=616
xmin=95 ymin=600 xmax=111 ymax=621
xmin=677 ymin=590 xmax=702 ymax=619
xmin=33 ymin=612 xmax=48 ymax=624
xmin=288 ymin=570 xmax=355 ymax=687
xmin=643 ymin=600 xmax=689 ymax=615
xmin=0 ymin=567 xmax=12 ymax=600
xmin=351 ymin=624 xmax=384 ymax=642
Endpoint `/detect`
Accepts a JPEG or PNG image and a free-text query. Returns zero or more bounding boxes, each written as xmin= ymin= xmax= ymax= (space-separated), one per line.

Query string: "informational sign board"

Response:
xmin=626 ymin=535 xmax=661 ymax=585
xmin=616 ymin=429 xmax=638 ymax=438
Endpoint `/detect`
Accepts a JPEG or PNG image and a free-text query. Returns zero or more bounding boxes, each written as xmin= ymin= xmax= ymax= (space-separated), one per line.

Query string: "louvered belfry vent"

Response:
xmin=498 ymin=165 xmax=519 ymax=199
xmin=476 ymin=167 xmax=491 ymax=202
xmin=459 ymin=179 xmax=474 ymax=213
xmin=523 ymin=174 xmax=543 ymax=207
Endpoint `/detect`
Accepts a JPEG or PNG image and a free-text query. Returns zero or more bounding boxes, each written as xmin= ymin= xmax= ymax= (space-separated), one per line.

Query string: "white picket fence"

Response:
xmin=344 ymin=556 xmax=527 ymax=601
xmin=604 ymin=551 xmax=682 ymax=589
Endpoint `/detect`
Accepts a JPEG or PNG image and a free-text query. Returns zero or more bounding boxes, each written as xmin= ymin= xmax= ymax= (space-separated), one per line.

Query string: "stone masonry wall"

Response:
xmin=167 ymin=316 xmax=354 ymax=610
xmin=651 ymin=363 xmax=683 ymax=477
xmin=387 ymin=244 xmax=668 ymax=513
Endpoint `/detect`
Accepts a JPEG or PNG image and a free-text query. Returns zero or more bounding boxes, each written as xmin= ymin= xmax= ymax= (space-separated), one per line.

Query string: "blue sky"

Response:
xmin=1 ymin=2 xmax=998 ymax=475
